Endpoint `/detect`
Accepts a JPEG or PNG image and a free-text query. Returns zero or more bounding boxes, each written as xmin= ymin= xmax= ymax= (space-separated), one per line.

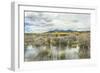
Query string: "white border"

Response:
xmin=11 ymin=2 xmax=97 ymax=71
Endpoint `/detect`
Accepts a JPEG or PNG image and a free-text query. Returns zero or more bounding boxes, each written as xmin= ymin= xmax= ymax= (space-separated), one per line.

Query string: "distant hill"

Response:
xmin=48 ymin=29 xmax=90 ymax=33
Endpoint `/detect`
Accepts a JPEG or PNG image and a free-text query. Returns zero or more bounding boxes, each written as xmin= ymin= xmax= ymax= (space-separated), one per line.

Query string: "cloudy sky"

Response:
xmin=24 ymin=11 xmax=90 ymax=33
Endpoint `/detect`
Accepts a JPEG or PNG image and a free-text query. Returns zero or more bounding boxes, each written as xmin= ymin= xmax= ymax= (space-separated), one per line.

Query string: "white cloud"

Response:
xmin=24 ymin=12 xmax=90 ymax=33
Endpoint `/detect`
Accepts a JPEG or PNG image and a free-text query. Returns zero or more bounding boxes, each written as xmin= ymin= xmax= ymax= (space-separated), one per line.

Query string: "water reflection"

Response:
xmin=24 ymin=44 xmax=84 ymax=61
xmin=24 ymin=45 xmax=39 ymax=61
xmin=24 ymin=32 xmax=90 ymax=61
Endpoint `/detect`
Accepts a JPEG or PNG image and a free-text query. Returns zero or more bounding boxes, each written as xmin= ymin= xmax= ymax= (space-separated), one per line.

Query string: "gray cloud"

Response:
xmin=24 ymin=12 xmax=90 ymax=33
